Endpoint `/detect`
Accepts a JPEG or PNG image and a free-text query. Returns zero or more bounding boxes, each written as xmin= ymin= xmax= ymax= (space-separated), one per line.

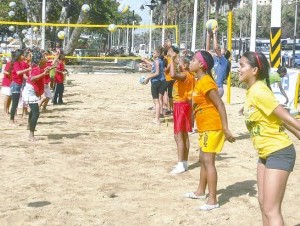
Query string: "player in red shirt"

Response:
xmin=1 ymin=54 xmax=14 ymax=114
xmin=53 ymin=50 xmax=66 ymax=105
xmin=9 ymin=49 xmax=31 ymax=124
xmin=40 ymin=50 xmax=59 ymax=110
xmin=22 ymin=48 xmax=50 ymax=141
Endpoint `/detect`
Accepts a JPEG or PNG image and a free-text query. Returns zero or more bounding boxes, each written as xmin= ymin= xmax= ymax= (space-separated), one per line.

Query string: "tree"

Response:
xmin=0 ymin=0 xmax=142 ymax=55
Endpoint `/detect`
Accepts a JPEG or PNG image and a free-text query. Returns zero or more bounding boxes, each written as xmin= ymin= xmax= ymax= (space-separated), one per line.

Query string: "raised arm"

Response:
xmin=212 ymin=28 xmax=222 ymax=57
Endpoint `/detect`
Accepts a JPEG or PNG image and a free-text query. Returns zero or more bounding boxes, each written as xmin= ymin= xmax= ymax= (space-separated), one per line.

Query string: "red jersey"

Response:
xmin=1 ymin=62 xmax=12 ymax=87
xmin=27 ymin=66 xmax=45 ymax=97
xmin=55 ymin=61 xmax=65 ymax=84
xmin=43 ymin=61 xmax=52 ymax=84
xmin=12 ymin=61 xmax=26 ymax=85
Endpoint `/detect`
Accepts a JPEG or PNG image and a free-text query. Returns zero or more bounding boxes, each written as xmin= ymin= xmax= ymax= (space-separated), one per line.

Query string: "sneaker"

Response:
xmin=170 ymin=165 xmax=186 ymax=175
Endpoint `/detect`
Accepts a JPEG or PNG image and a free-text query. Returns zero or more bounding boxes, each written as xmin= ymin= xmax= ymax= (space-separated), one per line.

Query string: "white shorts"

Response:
xmin=22 ymin=83 xmax=40 ymax=104
xmin=1 ymin=86 xmax=11 ymax=96
xmin=44 ymin=84 xmax=52 ymax=99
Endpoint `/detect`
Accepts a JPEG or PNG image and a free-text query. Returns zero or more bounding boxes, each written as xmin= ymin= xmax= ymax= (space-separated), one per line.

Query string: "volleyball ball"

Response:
xmin=8 ymin=26 xmax=15 ymax=32
xmin=57 ymin=31 xmax=65 ymax=40
xmin=139 ymin=75 xmax=146 ymax=85
xmin=9 ymin=2 xmax=16 ymax=8
xmin=118 ymin=2 xmax=129 ymax=14
xmin=206 ymin=19 xmax=218 ymax=34
xmin=82 ymin=4 xmax=90 ymax=13
xmin=108 ymin=24 xmax=117 ymax=32
xmin=8 ymin=11 xmax=15 ymax=17
xmin=33 ymin=27 xmax=38 ymax=32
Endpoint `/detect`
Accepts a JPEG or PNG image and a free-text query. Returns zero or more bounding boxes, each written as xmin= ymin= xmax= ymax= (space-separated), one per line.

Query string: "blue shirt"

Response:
xmin=214 ymin=55 xmax=229 ymax=88
xmin=151 ymin=58 xmax=165 ymax=83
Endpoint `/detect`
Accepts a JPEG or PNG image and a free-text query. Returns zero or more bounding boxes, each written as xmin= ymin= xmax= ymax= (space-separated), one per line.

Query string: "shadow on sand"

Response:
xmin=218 ymin=180 xmax=257 ymax=206
xmin=27 ymin=201 xmax=51 ymax=208
xmin=47 ymin=132 xmax=89 ymax=140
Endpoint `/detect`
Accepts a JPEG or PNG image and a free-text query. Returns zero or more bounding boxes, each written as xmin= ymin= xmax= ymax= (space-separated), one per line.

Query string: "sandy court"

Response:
xmin=0 ymin=72 xmax=299 ymax=226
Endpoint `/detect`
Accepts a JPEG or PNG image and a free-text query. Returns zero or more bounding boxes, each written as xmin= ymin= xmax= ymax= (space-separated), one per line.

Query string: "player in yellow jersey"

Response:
xmin=239 ymin=51 xmax=300 ymax=225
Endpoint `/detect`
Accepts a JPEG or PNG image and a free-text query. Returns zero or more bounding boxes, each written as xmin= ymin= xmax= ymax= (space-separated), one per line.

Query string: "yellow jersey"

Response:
xmin=244 ymin=81 xmax=292 ymax=159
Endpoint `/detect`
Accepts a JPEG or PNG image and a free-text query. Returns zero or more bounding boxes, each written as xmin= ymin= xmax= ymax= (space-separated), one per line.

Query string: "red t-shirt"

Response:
xmin=55 ymin=61 xmax=65 ymax=84
xmin=22 ymin=61 xmax=30 ymax=79
xmin=12 ymin=61 xmax=26 ymax=85
xmin=44 ymin=61 xmax=52 ymax=84
xmin=1 ymin=62 xmax=12 ymax=87
xmin=27 ymin=66 xmax=45 ymax=97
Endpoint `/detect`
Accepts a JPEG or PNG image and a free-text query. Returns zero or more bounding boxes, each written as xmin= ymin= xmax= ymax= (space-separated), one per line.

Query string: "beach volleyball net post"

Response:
xmin=0 ymin=21 xmax=178 ymax=62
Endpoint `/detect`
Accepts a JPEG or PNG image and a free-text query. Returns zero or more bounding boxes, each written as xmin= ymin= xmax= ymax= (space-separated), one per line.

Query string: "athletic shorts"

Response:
xmin=167 ymin=80 xmax=175 ymax=98
xmin=22 ymin=84 xmax=40 ymax=104
xmin=160 ymin=80 xmax=168 ymax=94
xmin=151 ymin=80 xmax=162 ymax=99
xmin=10 ymin=82 xmax=22 ymax=94
xmin=1 ymin=86 xmax=11 ymax=96
xmin=44 ymin=84 xmax=52 ymax=99
xmin=258 ymin=144 xmax=296 ymax=172
xmin=198 ymin=130 xmax=225 ymax=153
xmin=173 ymin=102 xmax=192 ymax=134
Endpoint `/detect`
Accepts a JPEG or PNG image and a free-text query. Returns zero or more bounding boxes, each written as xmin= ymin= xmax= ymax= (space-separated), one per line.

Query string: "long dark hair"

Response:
xmin=242 ymin=51 xmax=271 ymax=89
xmin=8 ymin=49 xmax=24 ymax=74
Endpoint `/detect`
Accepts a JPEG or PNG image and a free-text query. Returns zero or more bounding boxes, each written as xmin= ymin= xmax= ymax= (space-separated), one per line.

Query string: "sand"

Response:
xmin=0 ymin=73 xmax=299 ymax=226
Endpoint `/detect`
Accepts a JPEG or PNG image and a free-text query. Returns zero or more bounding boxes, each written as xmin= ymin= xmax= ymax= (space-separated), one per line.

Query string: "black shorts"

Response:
xmin=258 ymin=144 xmax=296 ymax=172
xmin=151 ymin=81 xmax=162 ymax=99
xmin=166 ymin=80 xmax=175 ymax=98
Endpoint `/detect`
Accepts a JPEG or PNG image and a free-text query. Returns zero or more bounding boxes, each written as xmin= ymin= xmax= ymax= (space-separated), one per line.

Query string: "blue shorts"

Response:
xmin=10 ymin=82 xmax=22 ymax=94
xmin=258 ymin=145 xmax=296 ymax=172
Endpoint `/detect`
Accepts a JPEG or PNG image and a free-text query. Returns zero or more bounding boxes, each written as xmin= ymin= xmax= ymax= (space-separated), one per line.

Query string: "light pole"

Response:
xmin=140 ymin=0 xmax=157 ymax=55
xmin=292 ymin=0 xmax=298 ymax=67
xmin=191 ymin=0 xmax=198 ymax=52
xmin=41 ymin=0 xmax=46 ymax=49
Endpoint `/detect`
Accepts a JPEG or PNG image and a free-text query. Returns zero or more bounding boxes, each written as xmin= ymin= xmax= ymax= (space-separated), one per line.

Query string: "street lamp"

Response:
xmin=140 ymin=0 xmax=158 ymax=55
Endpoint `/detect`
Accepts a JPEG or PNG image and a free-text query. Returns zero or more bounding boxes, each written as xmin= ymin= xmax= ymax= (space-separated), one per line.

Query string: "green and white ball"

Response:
xmin=108 ymin=24 xmax=117 ymax=32
xmin=206 ymin=19 xmax=218 ymax=34
xmin=82 ymin=4 xmax=90 ymax=13
xmin=8 ymin=26 xmax=15 ymax=32
xmin=9 ymin=1 xmax=16 ymax=8
xmin=118 ymin=2 xmax=129 ymax=14
xmin=57 ymin=31 xmax=65 ymax=40
xmin=8 ymin=11 xmax=15 ymax=17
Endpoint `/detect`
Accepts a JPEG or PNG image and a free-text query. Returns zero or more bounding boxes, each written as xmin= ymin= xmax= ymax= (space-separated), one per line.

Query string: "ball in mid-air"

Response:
xmin=118 ymin=2 xmax=129 ymax=14
xmin=108 ymin=24 xmax=117 ymax=32
xmin=82 ymin=4 xmax=90 ymax=13
xmin=8 ymin=26 xmax=15 ymax=31
xmin=57 ymin=31 xmax=65 ymax=40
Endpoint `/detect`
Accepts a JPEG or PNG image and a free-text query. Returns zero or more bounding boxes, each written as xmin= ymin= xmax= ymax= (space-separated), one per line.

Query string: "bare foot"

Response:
xmin=28 ymin=135 xmax=37 ymax=142
xmin=152 ymin=119 xmax=160 ymax=125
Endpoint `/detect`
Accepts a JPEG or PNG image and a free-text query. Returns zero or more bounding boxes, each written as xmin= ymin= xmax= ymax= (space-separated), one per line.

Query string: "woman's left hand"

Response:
xmin=224 ymin=129 xmax=236 ymax=143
